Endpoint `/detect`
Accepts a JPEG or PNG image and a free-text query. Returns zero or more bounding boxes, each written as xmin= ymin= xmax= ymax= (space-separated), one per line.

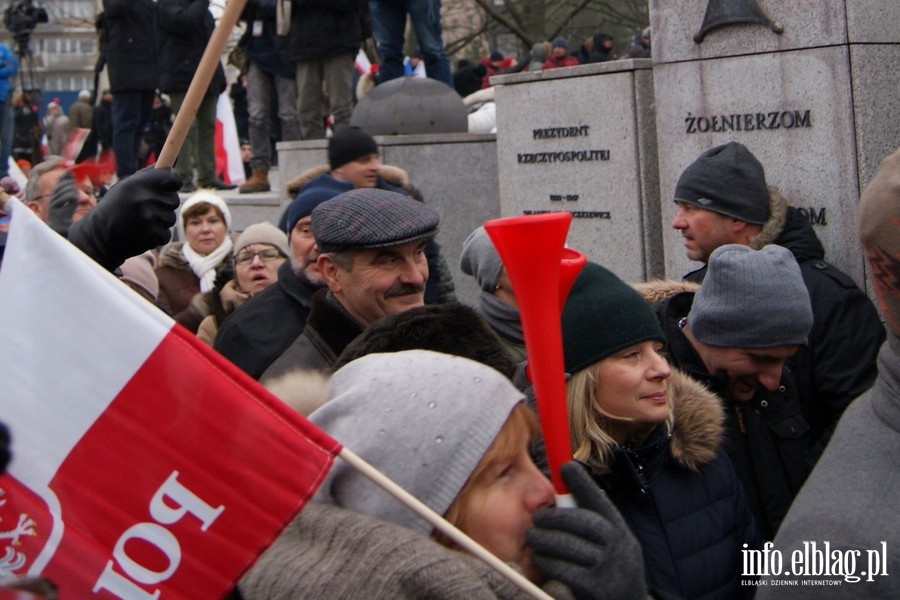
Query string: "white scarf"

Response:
xmin=181 ymin=237 xmax=233 ymax=293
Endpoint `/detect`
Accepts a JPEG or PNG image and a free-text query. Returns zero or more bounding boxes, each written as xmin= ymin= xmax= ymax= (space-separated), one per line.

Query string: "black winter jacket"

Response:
xmin=685 ymin=205 xmax=885 ymax=461
xmin=157 ymin=0 xmax=227 ymax=95
xmin=213 ymin=261 xmax=321 ymax=379
xmin=288 ymin=0 xmax=369 ymax=62
xmin=103 ymin=0 xmax=158 ymax=92
xmin=654 ymin=292 xmax=811 ymax=539
xmin=589 ymin=370 xmax=761 ymax=599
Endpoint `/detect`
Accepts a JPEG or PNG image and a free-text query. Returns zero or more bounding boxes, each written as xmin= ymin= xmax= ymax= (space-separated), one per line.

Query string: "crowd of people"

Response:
xmin=0 ymin=2 xmax=897 ymax=599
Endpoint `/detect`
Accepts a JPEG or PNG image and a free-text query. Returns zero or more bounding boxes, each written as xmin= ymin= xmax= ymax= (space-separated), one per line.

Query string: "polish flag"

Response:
xmin=0 ymin=198 xmax=341 ymax=597
xmin=215 ymin=92 xmax=245 ymax=186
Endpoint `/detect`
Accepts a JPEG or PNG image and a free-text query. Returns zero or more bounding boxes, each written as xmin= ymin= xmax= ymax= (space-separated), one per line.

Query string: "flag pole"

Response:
xmin=338 ymin=447 xmax=553 ymax=600
xmin=155 ymin=0 xmax=248 ymax=170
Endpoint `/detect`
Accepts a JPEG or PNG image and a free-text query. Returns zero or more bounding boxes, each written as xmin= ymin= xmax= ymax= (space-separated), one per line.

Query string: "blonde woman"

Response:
xmin=559 ymin=263 xmax=760 ymax=599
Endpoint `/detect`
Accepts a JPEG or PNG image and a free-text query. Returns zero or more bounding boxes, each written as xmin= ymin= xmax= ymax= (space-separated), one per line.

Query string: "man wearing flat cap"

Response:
xmin=650 ymin=244 xmax=814 ymax=539
xmin=282 ymin=126 xmax=454 ymax=304
xmin=260 ymin=188 xmax=440 ymax=381
xmin=671 ymin=141 xmax=884 ymax=464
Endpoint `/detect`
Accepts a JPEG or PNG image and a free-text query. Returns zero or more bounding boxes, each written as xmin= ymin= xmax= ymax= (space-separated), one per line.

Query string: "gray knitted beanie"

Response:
xmin=674 ymin=141 xmax=770 ymax=225
xmin=688 ymin=244 xmax=813 ymax=348
xmin=310 ymin=350 xmax=523 ymax=534
xmin=233 ymin=222 xmax=289 ymax=258
xmin=459 ymin=226 xmax=504 ymax=292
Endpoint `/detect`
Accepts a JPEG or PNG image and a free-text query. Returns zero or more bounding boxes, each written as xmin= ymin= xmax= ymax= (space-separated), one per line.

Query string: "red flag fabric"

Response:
xmin=0 ymin=198 xmax=341 ymax=598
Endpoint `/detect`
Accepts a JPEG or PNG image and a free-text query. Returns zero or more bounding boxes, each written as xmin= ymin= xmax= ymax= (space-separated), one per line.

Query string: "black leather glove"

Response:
xmin=47 ymin=170 xmax=79 ymax=235
xmin=527 ymin=461 xmax=648 ymax=600
xmin=0 ymin=421 xmax=10 ymax=474
xmin=67 ymin=167 xmax=182 ymax=272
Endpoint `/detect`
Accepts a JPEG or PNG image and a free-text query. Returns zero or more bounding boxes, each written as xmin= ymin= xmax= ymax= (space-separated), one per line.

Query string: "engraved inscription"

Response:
xmin=684 ymin=110 xmax=812 ymax=134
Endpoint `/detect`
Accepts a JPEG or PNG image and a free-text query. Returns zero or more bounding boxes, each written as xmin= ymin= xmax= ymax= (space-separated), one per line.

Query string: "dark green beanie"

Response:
xmin=561 ymin=262 xmax=665 ymax=374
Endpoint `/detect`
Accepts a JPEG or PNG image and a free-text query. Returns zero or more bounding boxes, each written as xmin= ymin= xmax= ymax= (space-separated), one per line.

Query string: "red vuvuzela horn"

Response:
xmin=484 ymin=213 xmax=586 ymax=498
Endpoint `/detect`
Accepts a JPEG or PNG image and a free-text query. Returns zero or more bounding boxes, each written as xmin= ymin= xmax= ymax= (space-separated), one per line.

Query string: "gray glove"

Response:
xmin=526 ymin=461 xmax=648 ymax=600
xmin=67 ymin=167 xmax=182 ymax=272
xmin=48 ymin=170 xmax=79 ymax=235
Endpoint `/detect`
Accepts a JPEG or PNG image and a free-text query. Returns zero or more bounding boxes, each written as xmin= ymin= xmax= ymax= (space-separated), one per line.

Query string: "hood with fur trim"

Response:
xmin=285 ymin=164 xmax=412 ymax=196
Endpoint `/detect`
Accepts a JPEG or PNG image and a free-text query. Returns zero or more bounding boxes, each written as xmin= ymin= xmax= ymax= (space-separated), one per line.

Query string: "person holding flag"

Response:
xmin=241 ymin=350 xmax=648 ymax=598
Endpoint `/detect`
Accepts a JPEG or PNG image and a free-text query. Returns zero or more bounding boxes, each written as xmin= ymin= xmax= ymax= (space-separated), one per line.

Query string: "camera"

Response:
xmin=4 ymin=0 xmax=49 ymax=55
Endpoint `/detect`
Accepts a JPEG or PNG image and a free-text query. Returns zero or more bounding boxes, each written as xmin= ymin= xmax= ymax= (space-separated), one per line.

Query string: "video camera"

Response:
xmin=4 ymin=0 xmax=49 ymax=56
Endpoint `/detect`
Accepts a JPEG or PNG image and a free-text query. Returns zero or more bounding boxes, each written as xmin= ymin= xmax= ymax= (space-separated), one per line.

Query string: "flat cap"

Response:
xmin=312 ymin=188 xmax=439 ymax=253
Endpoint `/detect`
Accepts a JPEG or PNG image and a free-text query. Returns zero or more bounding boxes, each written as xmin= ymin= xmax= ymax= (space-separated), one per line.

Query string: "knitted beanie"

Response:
xmin=552 ymin=37 xmax=568 ymax=49
xmin=120 ymin=251 xmax=159 ymax=301
xmin=561 ymin=262 xmax=665 ymax=374
xmin=233 ymin=222 xmax=289 ymax=258
xmin=858 ymin=146 xmax=900 ymax=336
xmin=311 ymin=350 xmax=523 ymax=534
xmin=674 ymin=142 xmax=770 ymax=225
xmin=285 ymin=183 xmax=346 ymax=233
xmin=688 ymin=244 xmax=813 ymax=348
xmin=176 ymin=191 xmax=232 ymax=242
xmin=459 ymin=226 xmax=503 ymax=292
xmin=328 ymin=126 xmax=378 ymax=170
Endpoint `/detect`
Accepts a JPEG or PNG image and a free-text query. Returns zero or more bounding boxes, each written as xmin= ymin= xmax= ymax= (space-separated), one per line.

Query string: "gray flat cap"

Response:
xmin=311 ymin=188 xmax=439 ymax=253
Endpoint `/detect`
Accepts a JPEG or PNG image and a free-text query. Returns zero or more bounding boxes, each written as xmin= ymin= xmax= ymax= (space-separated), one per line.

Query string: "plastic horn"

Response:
xmin=484 ymin=213 xmax=585 ymax=500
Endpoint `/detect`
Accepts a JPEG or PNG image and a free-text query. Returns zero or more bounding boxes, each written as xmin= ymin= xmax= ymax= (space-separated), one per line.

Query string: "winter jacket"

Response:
xmin=587 ymin=369 xmax=761 ymax=599
xmin=260 ymin=289 xmax=363 ymax=382
xmin=684 ymin=190 xmax=885 ymax=462
xmin=239 ymin=0 xmax=294 ymax=78
xmin=287 ymin=0 xmax=369 ymax=63
xmin=192 ymin=279 xmax=252 ymax=346
xmin=239 ymin=502 xmax=573 ymax=600
xmin=283 ymin=165 xmax=457 ymax=305
xmin=156 ymin=0 xmax=226 ymax=95
xmin=757 ymin=333 xmax=900 ymax=596
xmin=541 ymin=55 xmax=579 ymax=70
xmin=102 ymin=0 xmax=158 ymax=92
xmin=0 ymin=44 xmax=18 ymax=102
xmin=155 ymin=242 xmax=233 ymax=332
xmin=213 ymin=260 xmax=321 ymax=379
xmin=67 ymin=99 xmax=93 ymax=130
xmin=651 ymin=287 xmax=811 ymax=539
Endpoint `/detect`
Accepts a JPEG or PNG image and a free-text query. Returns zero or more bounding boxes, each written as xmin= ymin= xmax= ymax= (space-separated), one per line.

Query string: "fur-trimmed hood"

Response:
xmin=285 ymin=164 xmax=412 ymax=196
xmin=158 ymin=241 xmax=190 ymax=271
xmin=631 ymin=279 xmax=698 ymax=305
xmin=263 ymin=368 xmax=331 ymax=417
xmin=748 ymin=187 xmax=789 ymax=250
xmin=666 ymin=368 xmax=724 ymax=470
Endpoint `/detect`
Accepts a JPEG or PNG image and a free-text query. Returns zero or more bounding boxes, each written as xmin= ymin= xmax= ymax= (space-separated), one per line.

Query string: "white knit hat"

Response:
xmin=310 ymin=350 xmax=523 ymax=534
xmin=176 ymin=190 xmax=232 ymax=242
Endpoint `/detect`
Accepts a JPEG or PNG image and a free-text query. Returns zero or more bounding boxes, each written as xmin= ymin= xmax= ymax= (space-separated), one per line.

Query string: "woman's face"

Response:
xmin=459 ymin=417 xmax=555 ymax=582
xmin=594 ymin=340 xmax=671 ymax=442
xmin=234 ymin=243 xmax=286 ymax=295
xmin=184 ymin=208 xmax=227 ymax=255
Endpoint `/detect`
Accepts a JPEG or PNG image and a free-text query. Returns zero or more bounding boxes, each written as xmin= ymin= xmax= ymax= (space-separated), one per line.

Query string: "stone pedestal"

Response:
xmin=492 ymin=60 xmax=663 ymax=283
xmin=276 ymin=134 xmax=499 ymax=307
xmin=651 ymin=0 xmax=900 ymax=290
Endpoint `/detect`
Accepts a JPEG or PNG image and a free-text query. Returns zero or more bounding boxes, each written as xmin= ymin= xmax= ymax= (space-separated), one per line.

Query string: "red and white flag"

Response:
xmin=0 ymin=199 xmax=342 ymax=598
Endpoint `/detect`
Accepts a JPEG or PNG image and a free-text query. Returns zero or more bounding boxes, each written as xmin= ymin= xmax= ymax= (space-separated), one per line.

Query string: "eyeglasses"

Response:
xmin=235 ymin=248 xmax=284 ymax=264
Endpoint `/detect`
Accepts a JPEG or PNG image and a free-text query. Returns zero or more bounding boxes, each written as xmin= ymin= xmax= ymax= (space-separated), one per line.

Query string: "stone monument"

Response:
xmin=492 ymin=60 xmax=663 ymax=283
xmin=651 ymin=0 xmax=900 ymax=290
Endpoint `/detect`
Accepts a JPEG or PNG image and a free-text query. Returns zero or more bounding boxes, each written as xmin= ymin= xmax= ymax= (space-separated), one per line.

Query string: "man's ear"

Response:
xmin=25 ymin=200 xmax=46 ymax=221
xmin=730 ymin=218 xmax=762 ymax=244
xmin=317 ymin=254 xmax=341 ymax=293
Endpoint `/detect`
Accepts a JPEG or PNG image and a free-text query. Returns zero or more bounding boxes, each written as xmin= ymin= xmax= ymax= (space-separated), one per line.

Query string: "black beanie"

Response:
xmin=561 ymin=262 xmax=665 ymax=374
xmin=328 ymin=126 xmax=378 ymax=170
xmin=673 ymin=141 xmax=769 ymax=225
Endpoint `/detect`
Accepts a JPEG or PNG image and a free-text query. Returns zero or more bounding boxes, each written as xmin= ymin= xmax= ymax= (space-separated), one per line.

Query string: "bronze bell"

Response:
xmin=694 ymin=0 xmax=784 ymax=43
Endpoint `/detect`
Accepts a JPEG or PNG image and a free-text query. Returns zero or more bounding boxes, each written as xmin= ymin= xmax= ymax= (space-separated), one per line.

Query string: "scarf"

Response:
xmin=181 ymin=237 xmax=233 ymax=293
xmin=479 ymin=291 xmax=523 ymax=343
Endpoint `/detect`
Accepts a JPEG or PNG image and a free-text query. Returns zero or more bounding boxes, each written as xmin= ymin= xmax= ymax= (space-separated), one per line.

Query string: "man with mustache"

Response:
xmin=260 ymin=188 xmax=439 ymax=381
xmin=651 ymin=244 xmax=814 ymax=539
